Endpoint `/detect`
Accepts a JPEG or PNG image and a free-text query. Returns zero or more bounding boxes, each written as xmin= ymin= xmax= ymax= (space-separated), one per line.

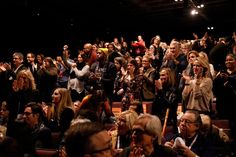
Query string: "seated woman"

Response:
xmin=44 ymin=88 xmax=74 ymax=140
xmin=110 ymin=109 xmax=138 ymax=149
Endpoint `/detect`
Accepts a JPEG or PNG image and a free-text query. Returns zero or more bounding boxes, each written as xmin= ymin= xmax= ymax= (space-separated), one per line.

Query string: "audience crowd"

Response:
xmin=0 ymin=31 xmax=236 ymax=157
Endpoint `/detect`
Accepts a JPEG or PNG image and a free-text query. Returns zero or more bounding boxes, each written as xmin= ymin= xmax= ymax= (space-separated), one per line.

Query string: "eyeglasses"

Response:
xmin=89 ymin=142 xmax=112 ymax=155
xmin=179 ymin=119 xmax=196 ymax=125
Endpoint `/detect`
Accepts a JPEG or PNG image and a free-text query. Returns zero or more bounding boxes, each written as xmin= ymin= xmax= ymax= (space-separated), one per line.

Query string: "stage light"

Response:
xmin=197 ymin=4 xmax=204 ymax=8
xmin=207 ymin=26 xmax=214 ymax=30
xmin=191 ymin=9 xmax=198 ymax=15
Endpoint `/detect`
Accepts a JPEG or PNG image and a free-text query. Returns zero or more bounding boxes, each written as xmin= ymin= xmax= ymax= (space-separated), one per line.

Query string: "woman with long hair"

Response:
xmin=44 ymin=88 xmax=74 ymax=138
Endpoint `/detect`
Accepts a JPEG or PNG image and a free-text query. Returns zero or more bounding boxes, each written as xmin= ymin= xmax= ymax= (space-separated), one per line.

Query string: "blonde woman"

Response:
xmin=7 ymin=70 xmax=41 ymax=136
xmin=45 ymin=88 xmax=74 ymax=136
xmin=182 ymin=57 xmax=213 ymax=115
xmin=198 ymin=51 xmax=215 ymax=79
xmin=179 ymin=50 xmax=199 ymax=94
xmin=9 ymin=69 xmax=40 ymax=118
xmin=110 ymin=110 xmax=138 ymax=150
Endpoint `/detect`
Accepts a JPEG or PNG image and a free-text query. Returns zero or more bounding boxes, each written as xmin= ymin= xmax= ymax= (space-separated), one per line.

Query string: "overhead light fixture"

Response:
xmin=188 ymin=0 xmax=205 ymax=15
xmin=207 ymin=26 xmax=214 ymax=30
xmin=197 ymin=4 xmax=204 ymax=8
xmin=191 ymin=9 xmax=198 ymax=15
xmin=174 ymin=0 xmax=183 ymax=2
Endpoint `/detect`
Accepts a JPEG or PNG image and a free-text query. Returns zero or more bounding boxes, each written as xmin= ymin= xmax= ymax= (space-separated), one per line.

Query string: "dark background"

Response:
xmin=0 ymin=0 xmax=235 ymax=59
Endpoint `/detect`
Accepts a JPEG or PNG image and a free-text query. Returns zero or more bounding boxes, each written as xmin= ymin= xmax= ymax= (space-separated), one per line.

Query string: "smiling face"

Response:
xmin=159 ymin=69 xmax=169 ymax=84
xmin=37 ymin=55 xmax=44 ymax=65
xmin=169 ymin=41 xmax=180 ymax=58
xmin=142 ymin=56 xmax=151 ymax=69
xmin=23 ymin=107 xmax=38 ymax=128
xmin=193 ymin=60 xmax=203 ymax=77
xmin=27 ymin=53 xmax=35 ymax=64
xmin=12 ymin=54 xmax=23 ymax=67
xmin=179 ymin=113 xmax=200 ymax=140
xmin=188 ymin=52 xmax=198 ymax=64
xmin=225 ymin=54 xmax=236 ymax=72
xmin=77 ymin=54 xmax=84 ymax=63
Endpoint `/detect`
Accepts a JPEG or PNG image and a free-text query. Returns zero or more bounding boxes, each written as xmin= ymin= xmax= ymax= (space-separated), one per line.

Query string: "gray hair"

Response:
xmin=137 ymin=113 xmax=162 ymax=144
xmin=119 ymin=110 xmax=138 ymax=130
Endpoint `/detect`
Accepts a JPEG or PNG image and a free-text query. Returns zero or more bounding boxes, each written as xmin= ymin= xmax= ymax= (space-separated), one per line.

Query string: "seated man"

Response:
xmin=23 ymin=102 xmax=53 ymax=149
xmin=164 ymin=110 xmax=231 ymax=157
xmin=118 ymin=113 xmax=177 ymax=157
xmin=65 ymin=122 xmax=114 ymax=157
xmin=7 ymin=102 xmax=53 ymax=156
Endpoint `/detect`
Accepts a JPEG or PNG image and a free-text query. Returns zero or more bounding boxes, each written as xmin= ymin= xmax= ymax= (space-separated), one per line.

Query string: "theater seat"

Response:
xmin=36 ymin=148 xmax=58 ymax=157
xmin=51 ymin=132 xmax=61 ymax=148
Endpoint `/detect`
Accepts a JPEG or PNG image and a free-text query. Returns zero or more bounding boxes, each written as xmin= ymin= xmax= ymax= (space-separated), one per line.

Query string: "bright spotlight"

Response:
xmin=207 ymin=26 xmax=214 ymax=30
xmin=191 ymin=9 xmax=198 ymax=15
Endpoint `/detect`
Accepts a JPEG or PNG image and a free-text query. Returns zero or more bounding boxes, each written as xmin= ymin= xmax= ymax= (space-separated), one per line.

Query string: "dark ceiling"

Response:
xmin=0 ymin=0 xmax=235 ymax=55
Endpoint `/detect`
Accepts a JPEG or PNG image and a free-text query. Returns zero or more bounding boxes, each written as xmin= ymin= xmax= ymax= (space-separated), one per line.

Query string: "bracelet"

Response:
xmin=185 ymin=83 xmax=190 ymax=86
